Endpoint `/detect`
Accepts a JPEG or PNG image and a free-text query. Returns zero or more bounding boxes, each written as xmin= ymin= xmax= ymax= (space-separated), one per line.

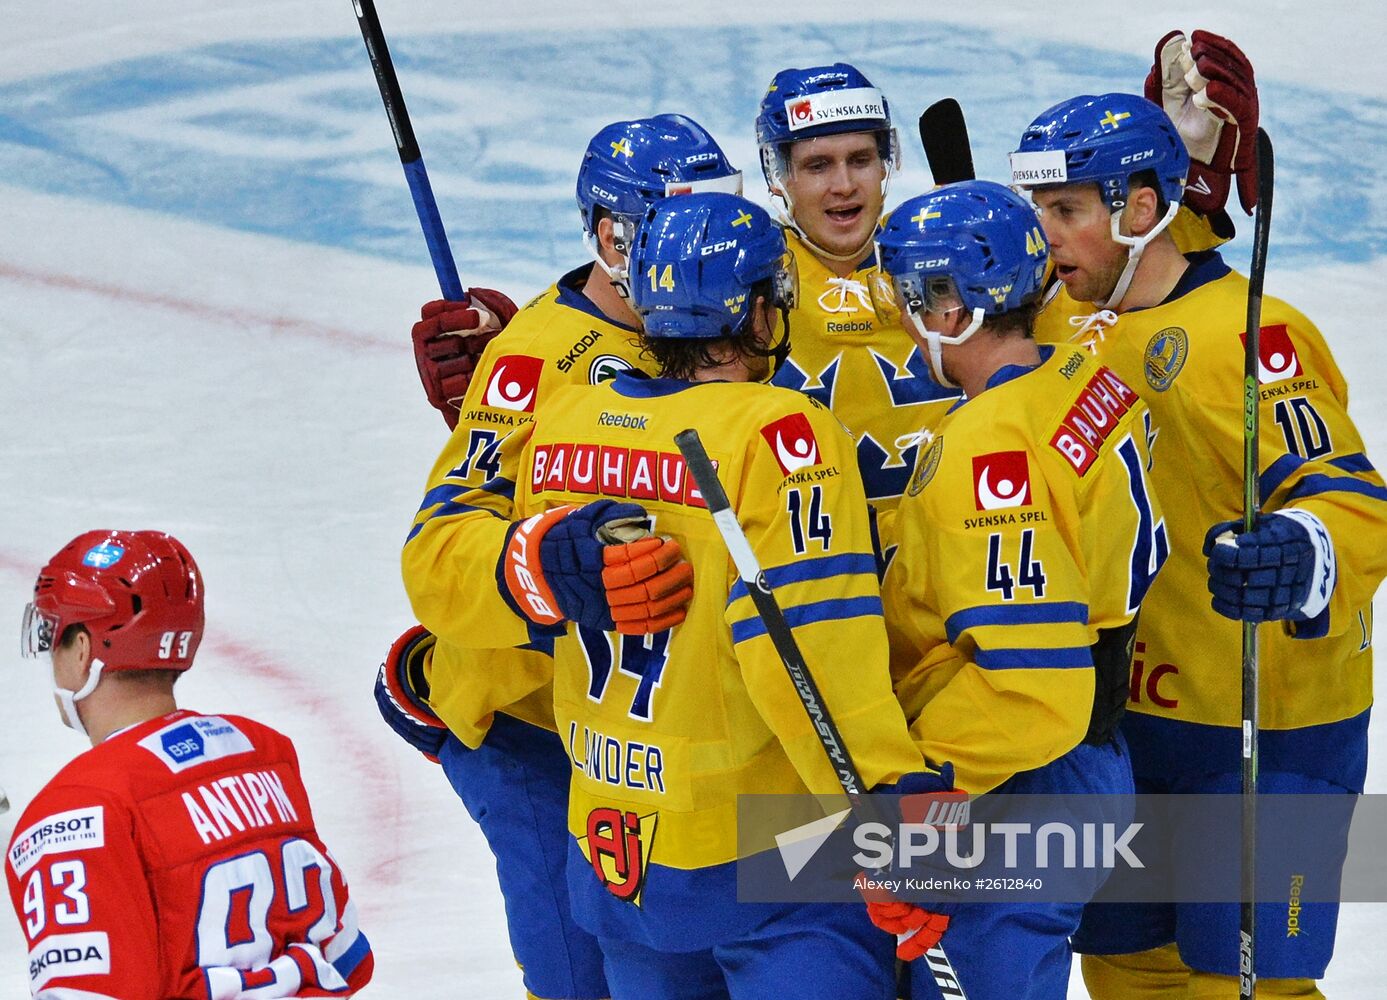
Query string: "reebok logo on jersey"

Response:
xmin=483 ymin=355 xmax=544 ymax=412
xmin=1240 ymin=325 xmax=1303 ymax=384
xmin=972 ymin=451 xmax=1032 ymax=510
xmin=531 ymin=443 xmax=708 ymax=508
xmin=29 ymin=932 xmax=110 ymax=990
xmin=761 ymin=413 xmax=822 ymax=476
xmin=1050 ymin=366 xmax=1140 ymax=475
xmin=9 ymin=807 xmax=104 ymax=879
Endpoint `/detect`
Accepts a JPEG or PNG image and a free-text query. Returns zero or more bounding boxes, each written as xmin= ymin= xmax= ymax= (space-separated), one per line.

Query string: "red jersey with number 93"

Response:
xmin=5 ymin=710 xmax=372 ymax=999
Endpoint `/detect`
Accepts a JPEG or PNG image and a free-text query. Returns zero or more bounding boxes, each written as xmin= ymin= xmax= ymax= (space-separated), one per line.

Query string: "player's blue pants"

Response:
xmin=909 ymin=737 xmax=1135 ymax=1000
xmin=598 ymin=900 xmax=896 ymax=1000
xmin=1071 ymin=709 xmax=1368 ymax=980
xmin=440 ymin=716 xmax=609 ymax=1000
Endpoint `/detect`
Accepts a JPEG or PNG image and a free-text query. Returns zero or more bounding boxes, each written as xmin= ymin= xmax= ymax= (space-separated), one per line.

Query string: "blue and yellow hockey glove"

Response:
xmin=1204 ymin=510 xmax=1336 ymax=623
xmin=374 ymin=624 xmax=448 ymax=762
xmin=501 ymin=500 xmax=692 ymax=634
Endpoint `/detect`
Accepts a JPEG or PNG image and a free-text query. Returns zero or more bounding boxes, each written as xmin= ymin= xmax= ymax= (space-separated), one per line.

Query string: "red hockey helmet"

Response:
xmin=21 ymin=530 xmax=204 ymax=672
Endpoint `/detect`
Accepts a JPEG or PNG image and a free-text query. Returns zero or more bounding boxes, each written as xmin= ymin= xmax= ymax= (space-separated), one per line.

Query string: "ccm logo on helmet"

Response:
xmin=1120 ymin=149 xmax=1155 ymax=165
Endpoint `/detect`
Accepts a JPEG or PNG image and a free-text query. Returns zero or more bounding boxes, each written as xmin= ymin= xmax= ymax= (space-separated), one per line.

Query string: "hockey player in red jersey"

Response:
xmin=9 ymin=530 xmax=373 ymax=1000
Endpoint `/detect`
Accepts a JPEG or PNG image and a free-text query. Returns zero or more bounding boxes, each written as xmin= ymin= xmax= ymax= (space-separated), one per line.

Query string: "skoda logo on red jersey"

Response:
xmin=761 ymin=413 xmax=821 ymax=476
xmin=972 ymin=451 xmax=1032 ymax=510
xmin=483 ymin=355 xmax=544 ymax=412
xmin=1240 ymin=324 xmax=1303 ymax=384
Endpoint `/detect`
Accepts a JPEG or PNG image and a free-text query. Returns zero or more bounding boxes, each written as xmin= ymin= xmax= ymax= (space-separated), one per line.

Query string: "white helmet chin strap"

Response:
xmin=55 ymin=658 xmax=105 ymax=737
xmin=905 ymin=306 xmax=986 ymax=389
xmin=583 ymin=223 xmax=636 ymax=297
xmin=1100 ymin=199 xmax=1181 ymax=310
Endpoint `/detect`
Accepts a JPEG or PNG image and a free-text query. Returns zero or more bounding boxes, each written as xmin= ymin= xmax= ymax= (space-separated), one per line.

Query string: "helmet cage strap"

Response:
xmin=904 ymin=305 xmax=986 ymax=389
xmin=1100 ymin=199 xmax=1180 ymax=310
xmin=55 ymin=657 xmax=106 ymax=737
xmin=584 ymin=220 xmax=639 ymax=298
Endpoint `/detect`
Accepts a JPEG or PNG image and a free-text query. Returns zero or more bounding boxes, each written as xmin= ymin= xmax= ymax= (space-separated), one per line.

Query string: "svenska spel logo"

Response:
xmin=761 ymin=413 xmax=821 ymax=476
xmin=482 ymin=355 xmax=544 ymax=412
xmin=1240 ymin=324 xmax=1303 ymax=385
xmin=972 ymin=451 xmax=1032 ymax=510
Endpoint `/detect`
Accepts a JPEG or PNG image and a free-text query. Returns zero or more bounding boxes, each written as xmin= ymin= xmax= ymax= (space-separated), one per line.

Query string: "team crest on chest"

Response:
xmin=1144 ymin=327 xmax=1189 ymax=391
xmin=907 ymin=435 xmax=944 ymax=497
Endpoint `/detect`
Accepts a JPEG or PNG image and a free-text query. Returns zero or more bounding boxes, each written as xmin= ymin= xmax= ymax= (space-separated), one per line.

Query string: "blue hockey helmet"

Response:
xmin=628 ymin=192 xmax=795 ymax=340
xmin=576 ymin=114 xmax=742 ymax=241
xmin=875 ymin=181 xmax=1048 ymax=385
xmin=1009 ymin=93 xmax=1188 ymax=211
xmin=755 ymin=63 xmax=895 ymax=150
xmin=755 ymin=64 xmax=900 ymax=240
xmin=1010 ymin=93 xmax=1189 ymax=309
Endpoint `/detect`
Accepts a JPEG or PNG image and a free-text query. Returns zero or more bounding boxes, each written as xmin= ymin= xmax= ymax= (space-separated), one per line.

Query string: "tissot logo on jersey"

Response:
xmin=761 ymin=413 xmax=822 ymax=476
xmin=1240 ymin=324 xmax=1303 ymax=384
xmin=483 ymin=355 xmax=544 ymax=411
xmin=531 ymin=443 xmax=707 ymax=508
xmin=972 ymin=451 xmax=1032 ymax=510
xmin=9 ymin=807 xmax=104 ymax=879
xmin=1049 ymin=366 xmax=1141 ymax=475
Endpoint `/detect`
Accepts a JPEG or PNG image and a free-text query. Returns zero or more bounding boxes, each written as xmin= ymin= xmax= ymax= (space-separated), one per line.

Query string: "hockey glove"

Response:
xmin=1204 ymin=510 xmax=1337 ymax=623
xmin=374 ymin=625 xmax=448 ymax=762
xmin=502 ymin=500 xmax=693 ymax=633
xmin=412 ymin=289 xmax=519 ymax=430
xmin=604 ymin=536 xmax=695 ymax=635
xmin=1145 ymin=29 xmax=1259 ymax=218
xmin=859 ymin=764 xmax=966 ymax=962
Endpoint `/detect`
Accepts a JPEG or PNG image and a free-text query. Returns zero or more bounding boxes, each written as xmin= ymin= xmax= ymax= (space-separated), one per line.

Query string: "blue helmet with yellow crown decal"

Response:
xmin=628 ymin=193 xmax=795 ymax=340
xmin=754 ymin=63 xmax=901 ymax=242
xmin=1009 ymin=93 xmax=1188 ymax=210
xmin=576 ymin=114 xmax=741 ymax=240
xmin=876 ymin=180 xmax=1048 ymax=317
xmin=875 ymin=181 xmax=1048 ymax=386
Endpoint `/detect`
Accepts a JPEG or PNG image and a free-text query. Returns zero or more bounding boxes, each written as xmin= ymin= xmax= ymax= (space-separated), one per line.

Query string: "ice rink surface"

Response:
xmin=2 ymin=1 xmax=1383 ymax=995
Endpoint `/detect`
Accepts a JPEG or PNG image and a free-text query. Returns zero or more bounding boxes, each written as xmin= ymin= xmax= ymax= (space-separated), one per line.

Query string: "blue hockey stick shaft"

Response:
xmin=353 ymin=0 xmax=464 ymax=301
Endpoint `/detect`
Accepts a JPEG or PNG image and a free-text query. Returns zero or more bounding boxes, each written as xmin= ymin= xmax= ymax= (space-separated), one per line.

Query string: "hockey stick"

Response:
xmin=674 ymin=428 xmax=968 ymax=1000
xmin=918 ymin=99 xmax=976 ymax=185
xmin=352 ymin=0 xmax=465 ymax=301
xmin=1238 ymin=127 xmax=1274 ymax=1000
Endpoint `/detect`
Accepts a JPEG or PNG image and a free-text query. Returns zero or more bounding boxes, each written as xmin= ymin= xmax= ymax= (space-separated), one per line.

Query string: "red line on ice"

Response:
xmin=0 ymin=260 xmax=395 ymax=352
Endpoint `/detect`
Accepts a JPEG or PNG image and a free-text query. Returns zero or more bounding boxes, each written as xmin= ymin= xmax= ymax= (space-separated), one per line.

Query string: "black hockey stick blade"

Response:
xmin=918 ymin=99 xmax=976 ymax=185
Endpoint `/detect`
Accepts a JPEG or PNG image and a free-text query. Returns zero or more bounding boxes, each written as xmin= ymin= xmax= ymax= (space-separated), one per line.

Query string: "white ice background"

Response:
xmin=2 ymin=2 xmax=1384 ymax=996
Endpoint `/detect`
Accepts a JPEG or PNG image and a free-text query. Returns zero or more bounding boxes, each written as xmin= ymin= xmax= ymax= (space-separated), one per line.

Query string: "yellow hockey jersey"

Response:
xmin=1035 ymin=250 xmax=1387 ymax=733
xmin=884 ymin=346 xmax=1165 ymax=795
xmin=404 ymin=264 xmax=649 ymax=747
xmin=771 ymin=230 xmax=958 ymax=549
xmin=482 ymin=375 xmax=920 ymax=873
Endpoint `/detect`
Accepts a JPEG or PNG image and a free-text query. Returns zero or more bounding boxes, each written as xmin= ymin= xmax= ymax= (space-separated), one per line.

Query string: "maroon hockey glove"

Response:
xmin=412 ymin=288 xmax=519 ymax=430
xmin=1145 ymin=29 xmax=1259 ymax=217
